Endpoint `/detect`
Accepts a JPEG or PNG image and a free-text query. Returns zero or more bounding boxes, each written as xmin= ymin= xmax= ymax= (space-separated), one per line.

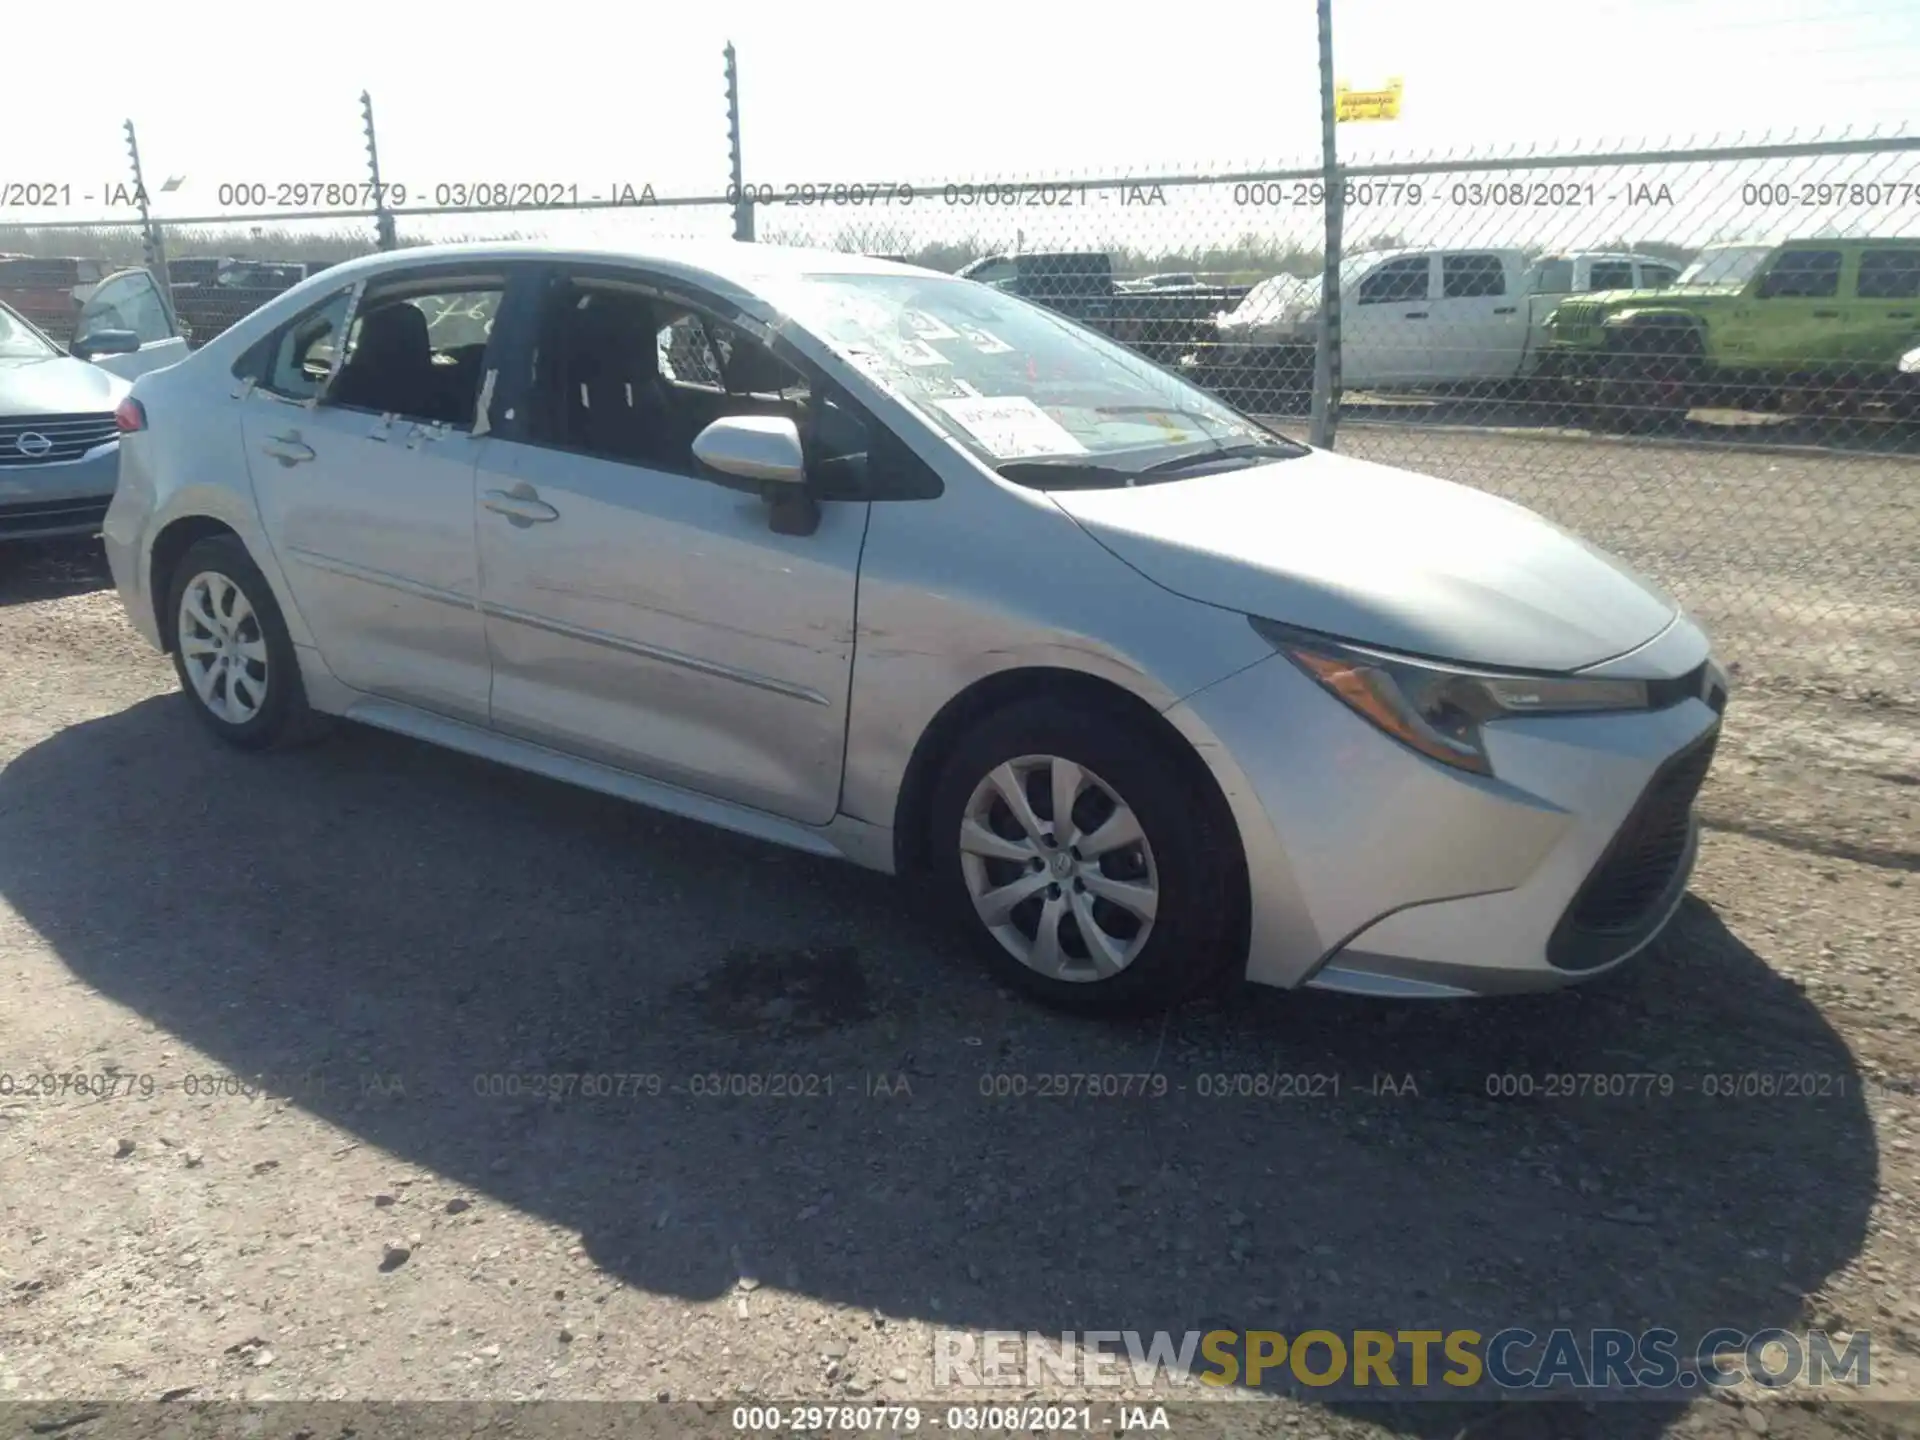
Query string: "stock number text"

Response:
xmin=732 ymin=1405 xmax=922 ymax=1431
xmin=217 ymin=181 xmax=407 ymax=208
xmin=1235 ymin=180 xmax=1424 ymax=206
xmin=728 ymin=182 xmax=915 ymax=206
xmin=1743 ymin=181 xmax=1919 ymax=207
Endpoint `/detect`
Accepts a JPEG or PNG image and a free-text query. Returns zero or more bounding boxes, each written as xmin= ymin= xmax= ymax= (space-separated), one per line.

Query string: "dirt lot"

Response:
xmin=0 ymin=423 xmax=1916 ymax=1440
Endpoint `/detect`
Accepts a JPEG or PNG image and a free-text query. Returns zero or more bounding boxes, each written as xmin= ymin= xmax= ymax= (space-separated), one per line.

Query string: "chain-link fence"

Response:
xmin=2 ymin=128 xmax=1916 ymax=846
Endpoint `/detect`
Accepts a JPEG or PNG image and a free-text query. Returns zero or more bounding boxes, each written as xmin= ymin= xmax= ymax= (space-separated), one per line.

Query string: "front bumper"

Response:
xmin=1165 ymin=644 xmax=1723 ymax=998
xmin=0 ymin=443 xmax=119 ymax=541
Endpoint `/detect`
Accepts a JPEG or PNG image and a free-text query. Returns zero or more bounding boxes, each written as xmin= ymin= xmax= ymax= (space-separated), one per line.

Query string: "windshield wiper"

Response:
xmin=1133 ymin=440 xmax=1304 ymax=477
xmin=993 ymin=458 xmax=1137 ymax=490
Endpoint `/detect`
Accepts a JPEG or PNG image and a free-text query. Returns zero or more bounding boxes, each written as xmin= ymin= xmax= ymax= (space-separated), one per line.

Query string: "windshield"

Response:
xmin=1674 ymin=245 xmax=1773 ymax=288
xmin=0 ymin=303 xmax=59 ymax=360
xmin=766 ymin=273 xmax=1290 ymax=480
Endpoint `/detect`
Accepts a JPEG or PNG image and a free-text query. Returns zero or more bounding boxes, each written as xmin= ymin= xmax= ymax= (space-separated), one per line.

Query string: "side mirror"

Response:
xmin=72 ymin=328 xmax=141 ymax=359
xmin=691 ymin=414 xmax=817 ymax=536
xmin=692 ymin=414 xmax=806 ymax=485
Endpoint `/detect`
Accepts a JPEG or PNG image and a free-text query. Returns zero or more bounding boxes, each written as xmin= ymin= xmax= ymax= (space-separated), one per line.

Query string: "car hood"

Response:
xmin=1048 ymin=448 xmax=1679 ymax=672
xmin=0 ymin=355 xmax=129 ymax=416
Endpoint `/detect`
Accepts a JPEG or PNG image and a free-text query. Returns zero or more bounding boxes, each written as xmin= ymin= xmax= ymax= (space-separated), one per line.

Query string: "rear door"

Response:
xmin=1847 ymin=246 xmax=1920 ymax=371
xmin=238 ymin=266 xmax=514 ymax=723
xmin=1429 ymin=252 xmax=1526 ymax=383
xmin=1731 ymin=247 xmax=1847 ymax=372
xmin=1343 ymin=254 xmax=1436 ymax=387
xmin=72 ymin=269 xmax=188 ymax=378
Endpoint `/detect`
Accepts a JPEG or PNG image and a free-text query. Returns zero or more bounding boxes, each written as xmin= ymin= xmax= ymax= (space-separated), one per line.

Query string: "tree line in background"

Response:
xmin=0 ymin=222 xmax=1703 ymax=285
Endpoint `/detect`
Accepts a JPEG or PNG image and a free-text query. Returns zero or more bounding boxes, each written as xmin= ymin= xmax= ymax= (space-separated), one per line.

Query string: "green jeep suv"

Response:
xmin=1540 ymin=237 xmax=1920 ymax=430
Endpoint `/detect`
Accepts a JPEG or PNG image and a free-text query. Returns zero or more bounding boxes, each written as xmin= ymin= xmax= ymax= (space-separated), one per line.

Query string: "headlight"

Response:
xmin=1253 ymin=619 xmax=1652 ymax=775
xmin=1899 ymin=347 xmax=1920 ymax=375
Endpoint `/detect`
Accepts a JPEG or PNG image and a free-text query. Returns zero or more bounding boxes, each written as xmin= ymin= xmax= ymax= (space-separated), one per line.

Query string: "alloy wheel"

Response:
xmin=177 ymin=570 xmax=270 ymax=725
xmin=958 ymin=754 xmax=1160 ymax=982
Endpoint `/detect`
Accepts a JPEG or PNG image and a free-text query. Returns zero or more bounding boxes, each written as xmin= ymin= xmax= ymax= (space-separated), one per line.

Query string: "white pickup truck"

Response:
xmin=1197 ymin=247 xmax=1680 ymax=391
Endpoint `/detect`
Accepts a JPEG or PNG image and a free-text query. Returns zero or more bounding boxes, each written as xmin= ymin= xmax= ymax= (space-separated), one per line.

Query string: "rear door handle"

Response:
xmin=1493 ymin=306 xmax=1518 ymax=314
xmin=261 ymin=431 xmax=315 ymax=466
xmin=1887 ymin=310 xmax=1916 ymax=319
xmin=1812 ymin=309 xmax=1840 ymax=319
xmin=483 ymin=486 xmax=560 ymax=525
xmin=1403 ymin=311 xmax=1429 ymax=319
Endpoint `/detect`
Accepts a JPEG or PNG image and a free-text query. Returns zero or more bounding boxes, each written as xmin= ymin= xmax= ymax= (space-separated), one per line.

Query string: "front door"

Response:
xmin=1846 ymin=246 xmax=1920 ymax=371
xmin=1344 ymin=254 xmax=1437 ymax=387
xmin=73 ymin=269 xmax=189 ymax=379
xmin=474 ymin=271 xmax=868 ymax=825
xmin=238 ymin=271 xmax=510 ymax=723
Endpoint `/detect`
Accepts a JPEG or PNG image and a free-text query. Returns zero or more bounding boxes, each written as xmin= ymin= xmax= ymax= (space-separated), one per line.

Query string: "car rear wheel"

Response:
xmin=930 ymin=698 xmax=1244 ymax=1016
xmin=166 ymin=535 xmax=323 ymax=750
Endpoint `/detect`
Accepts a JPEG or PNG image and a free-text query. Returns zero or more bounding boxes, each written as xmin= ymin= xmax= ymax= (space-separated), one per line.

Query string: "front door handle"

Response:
xmin=1493 ymin=305 xmax=1518 ymax=314
xmin=1812 ymin=309 xmax=1840 ymax=319
xmin=1887 ymin=311 xmax=1916 ymax=319
xmin=483 ymin=486 xmax=560 ymax=526
xmin=261 ymin=431 xmax=315 ymax=466
xmin=1403 ymin=311 xmax=1429 ymax=319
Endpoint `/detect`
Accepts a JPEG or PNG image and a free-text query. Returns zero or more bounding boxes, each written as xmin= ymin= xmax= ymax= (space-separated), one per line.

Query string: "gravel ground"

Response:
xmin=0 ymin=418 xmax=1916 ymax=1440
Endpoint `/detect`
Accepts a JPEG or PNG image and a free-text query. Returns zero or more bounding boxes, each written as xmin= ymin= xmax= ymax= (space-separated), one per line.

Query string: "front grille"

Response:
xmin=0 ymin=412 xmax=119 ymax=467
xmin=1548 ymin=726 xmax=1719 ymax=971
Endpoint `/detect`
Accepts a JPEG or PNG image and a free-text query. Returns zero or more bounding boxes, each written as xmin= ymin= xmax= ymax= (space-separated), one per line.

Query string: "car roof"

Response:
xmin=315 ymin=239 xmax=941 ymax=292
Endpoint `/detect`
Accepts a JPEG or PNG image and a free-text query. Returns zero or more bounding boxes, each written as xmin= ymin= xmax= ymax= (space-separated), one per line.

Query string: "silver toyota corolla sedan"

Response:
xmin=102 ymin=241 xmax=1729 ymax=1015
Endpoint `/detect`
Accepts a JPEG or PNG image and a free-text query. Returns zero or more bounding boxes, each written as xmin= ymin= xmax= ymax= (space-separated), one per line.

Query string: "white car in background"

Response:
xmin=1202 ymin=248 xmax=1681 ymax=391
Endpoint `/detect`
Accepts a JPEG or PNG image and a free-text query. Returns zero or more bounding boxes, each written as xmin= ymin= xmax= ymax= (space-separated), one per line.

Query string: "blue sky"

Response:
xmin=4 ymin=0 xmax=1917 ymax=256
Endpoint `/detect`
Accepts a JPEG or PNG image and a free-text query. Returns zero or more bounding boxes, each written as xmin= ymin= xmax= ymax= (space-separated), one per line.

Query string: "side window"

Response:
xmin=82 ymin=271 xmax=173 ymax=342
xmin=657 ymin=312 xmax=728 ymax=389
xmin=323 ymin=283 xmax=503 ymax=426
xmin=1756 ymin=250 xmax=1842 ymax=299
xmin=76 ymin=274 xmax=137 ymax=339
xmin=1531 ymin=260 xmax=1575 ymax=294
xmin=533 ymin=283 xmax=809 ymax=478
xmin=966 ymin=259 xmax=1018 ymax=287
xmin=258 ymin=288 xmax=356 ymax=402
xmin=1586 ymin=261 xmax=1636 ymax=292
xmin=528 ymin=276 xmax=936 ymax=499
xmin=1356 ymin=257 xmax=1431 ymax=305
xmin=1857 ymin=249 xmax=1920 ymax=300
xmin=1440 ymin=254 xmax=1506 ymax=299
xmin=1641 ymin=265 xmax=1678 ymax=289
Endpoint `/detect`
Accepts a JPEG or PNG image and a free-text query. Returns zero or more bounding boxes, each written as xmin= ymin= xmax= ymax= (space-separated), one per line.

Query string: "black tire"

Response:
xmin=164 ymin=534 xmax=325 ymax=750
xmin=929 ymin=696 xmax=1246 ymax=1017
xmin=1591 ymin=348 xmax=1691 ymax=434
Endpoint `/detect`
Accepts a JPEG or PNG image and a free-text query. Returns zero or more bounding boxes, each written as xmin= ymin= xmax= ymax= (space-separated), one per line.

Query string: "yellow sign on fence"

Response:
xmin=1335 ymin=77 xmax=1403 ymax=122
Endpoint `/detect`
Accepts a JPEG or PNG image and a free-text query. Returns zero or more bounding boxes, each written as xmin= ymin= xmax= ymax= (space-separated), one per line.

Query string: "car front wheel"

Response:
xmin=930 ymin=698 xmax=1245 ymax=1016
xmin=165 ymin=534 xmax=322 ymax=750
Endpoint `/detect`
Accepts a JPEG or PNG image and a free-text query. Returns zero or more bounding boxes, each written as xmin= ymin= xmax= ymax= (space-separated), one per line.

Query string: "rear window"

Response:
xmin=1532 ymin=260 xmax=1575 ymax=294
xmin=1759 ymin=250 xmax=1842 ymax=299
xmin=1442 ymin=254 xmax=1506 ymax=298
xmin=1858 ymin=249 xmax=1920 ymax=300
xmin=1587 ymin=261 xmax=1636 ymax=291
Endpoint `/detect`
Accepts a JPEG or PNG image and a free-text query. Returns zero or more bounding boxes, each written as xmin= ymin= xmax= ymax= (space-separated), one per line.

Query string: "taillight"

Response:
xmin=115 ymin=397 xmax=146 ymax=434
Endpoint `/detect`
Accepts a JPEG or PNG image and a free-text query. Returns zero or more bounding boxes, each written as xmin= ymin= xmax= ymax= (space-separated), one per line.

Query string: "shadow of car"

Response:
xmin=0 ymin=697 xmax=1878 ymax=1432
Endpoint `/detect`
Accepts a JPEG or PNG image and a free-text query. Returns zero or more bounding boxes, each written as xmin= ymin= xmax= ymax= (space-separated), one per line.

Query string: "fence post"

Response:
xmin=1307 ymin=0 xmax=1343 ymax=449
xmin=122 ymin=120 xmax=173 ymax=296
xmin=725 ymin=43 xmax=753 ymax=242
xmin=361 ymin=91 xmax=399 ymax=252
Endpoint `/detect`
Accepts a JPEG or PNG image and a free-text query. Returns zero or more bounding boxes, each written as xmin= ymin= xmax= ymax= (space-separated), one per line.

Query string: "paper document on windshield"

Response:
xmin=937 ymin=395 xmax=1089 ymax=458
